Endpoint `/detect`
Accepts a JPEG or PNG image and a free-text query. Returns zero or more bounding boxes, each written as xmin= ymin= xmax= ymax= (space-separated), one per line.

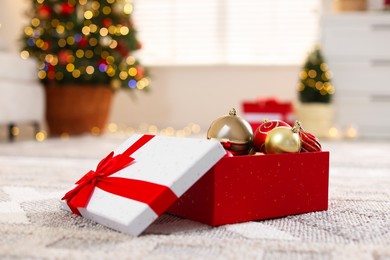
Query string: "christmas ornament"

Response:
xmin=224 ymin=150 xmax=234 ymax=158
xmin=264 ymin=126 xmax=301 ymax=154
xmin=37 ymin=5 xmax=52 ymax=19
xmin=293 ymin=121 xmax=322 ymax=152
xmin=60 ymin=3 xmax=75 ymax=16
xmin=253 ymin=119 xmax=290 ymax=152
xmin=207 ymin=108 xmax=253 ymax=155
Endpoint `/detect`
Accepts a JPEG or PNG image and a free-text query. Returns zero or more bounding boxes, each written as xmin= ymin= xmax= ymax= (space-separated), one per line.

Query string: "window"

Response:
xmin=132 ymin=0 xmax=320 ymax=65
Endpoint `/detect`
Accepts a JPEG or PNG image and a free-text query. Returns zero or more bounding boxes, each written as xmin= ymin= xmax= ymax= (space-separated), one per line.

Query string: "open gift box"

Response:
xmin=61 ymin=134 xmax=329 ymax=236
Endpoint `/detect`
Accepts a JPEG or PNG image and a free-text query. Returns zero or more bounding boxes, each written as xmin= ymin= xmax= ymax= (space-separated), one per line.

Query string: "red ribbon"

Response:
xmin=62 ymin=134 xmax=178 ymax=216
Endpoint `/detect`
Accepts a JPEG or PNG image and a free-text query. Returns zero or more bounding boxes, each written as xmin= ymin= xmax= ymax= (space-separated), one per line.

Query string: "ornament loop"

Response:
xmin=229 ymin=108 xmax=237 ymax=116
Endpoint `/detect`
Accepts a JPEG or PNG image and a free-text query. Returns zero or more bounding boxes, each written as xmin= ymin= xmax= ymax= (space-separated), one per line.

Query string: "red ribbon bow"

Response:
xmin=62 ymin=135 xmax=178 ymax=216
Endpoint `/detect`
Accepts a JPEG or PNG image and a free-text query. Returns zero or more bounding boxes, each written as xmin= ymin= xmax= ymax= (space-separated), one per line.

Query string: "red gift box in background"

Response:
xmin=242 ymin=98 xmax=295 ymax=130
xmin=168 ymin=151 xmax=329 ymax=226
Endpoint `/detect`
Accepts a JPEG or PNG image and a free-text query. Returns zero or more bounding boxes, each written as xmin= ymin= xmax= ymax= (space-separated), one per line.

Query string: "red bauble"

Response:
xmin=37 ymin=5 xmax=52 ymax=19
xmin=292 ymin=121 xmax=322 ymax=153
xmin=58 ymin=50 xmax=70 ymax=65
xmin=78 ymin=37 xmax=88 ymax=48
xmin=103 ymin=18 xmax=113 ymax=28
xmin=253 ymin=120 xmax=290 ymax=152
xmin=60 ymin=3 xmax=75 ymax=16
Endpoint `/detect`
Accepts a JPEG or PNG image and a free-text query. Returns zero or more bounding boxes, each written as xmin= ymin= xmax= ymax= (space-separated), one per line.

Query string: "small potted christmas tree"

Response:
xmin=21 ymin=0 xmax=149 ymax=136
xmin=296 ymin=45 xmax=335 ymax=138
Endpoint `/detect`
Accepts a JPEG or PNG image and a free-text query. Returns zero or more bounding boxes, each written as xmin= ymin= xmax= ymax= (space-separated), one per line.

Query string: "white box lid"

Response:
xmin=61 ymin=134 xmax=226 ymax=236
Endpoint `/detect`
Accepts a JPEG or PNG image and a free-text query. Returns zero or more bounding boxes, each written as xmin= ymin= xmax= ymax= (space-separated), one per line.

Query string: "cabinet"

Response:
xmin=321 ymin=13 xmax=390 ymax=138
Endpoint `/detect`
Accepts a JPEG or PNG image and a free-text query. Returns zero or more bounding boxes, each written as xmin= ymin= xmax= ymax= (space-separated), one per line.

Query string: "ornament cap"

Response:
xmin=229 ymin=108 xmax=237 ymax=116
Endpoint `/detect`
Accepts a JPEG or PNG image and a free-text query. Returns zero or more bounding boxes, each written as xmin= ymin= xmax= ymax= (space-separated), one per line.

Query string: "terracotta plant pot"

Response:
xmin=45 ymin=84 xmax=113 ymax=136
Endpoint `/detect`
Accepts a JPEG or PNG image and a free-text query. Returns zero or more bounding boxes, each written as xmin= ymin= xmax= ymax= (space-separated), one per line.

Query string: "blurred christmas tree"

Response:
xmin=21 ymin=0 xmax=149 ymax=91
xmin=297 ymin=46 xmax=334 ymax=103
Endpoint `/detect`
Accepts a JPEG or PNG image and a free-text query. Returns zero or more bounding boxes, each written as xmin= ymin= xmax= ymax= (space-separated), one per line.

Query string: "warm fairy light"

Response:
xmin=60 ymin=133 xmax=70 ymax=139
xmin=56 ymin=25 xmax=65 ymax=34
xmin=85 ymin=50 xmax=94 ymax=58
xmin=89 ymin=38 xmax=98 ymax=46
xmin=91 ymin=127 xmax=101 ymax=136
xmin=328 ymin=127 xmax=339 ymax=139
xmin=101 ymin=51 xmax=109 ymax=59
xmin=107 ymin=123 xmax=118 ymax=133
xmin=102 ymin=6 xmax=112 ymax=15
xmin=24 ymin=27 xmax=33 ymax=36
xmin=320 ymin=63 xmax=328 ymax=71
xmin=106 ymin=66 xmax=115 ymax=77
xmin=58 ymin=38 xmax=67 ymax=47
xmin=79 ymin=0 xmax=87 ymax=5
xmin=307 ymin=79 xmax=315 ymax=87
xmin=148 ymin=125 xmax=158 ymax=134
xmin=106 ymin=56 xmax=114 ymax=64
xmin=345 ymin=125 xmax=358 ymax=139
xmin=82 ymin=26 xmax=91 ymax=35
xmin=91 ymin=1 xmax=100 ymax=10
xmin=315 ymin=81 xmax=323 ymax=90
xmin=86 ymin=66 xmax=95 ymax=74
xmin=299 ymin=71 xmax=307 ymax=80
xmin=124 ymin=3 xmax=133 ymax=14
xmin=89 ymin=24 xmax=98 ymax=33
xmin=136 ymin=80 xmax=146 ymax=90
xmin=109 ymin=40 xmax=118 ymax=49
xmin=66 ymin=36 xmax=75 ymax=45
xmin=20 ymin=50 xmax=30 ymax=59
xmin=84 ymin=10 xmax=93 ymax=19
xmin=308 ymin=70 xmax=317 ymax=78
xmin=120 ymin=26 xmax=129 ymax=35
xmin=66 ymin=22 xmax=74 ymax=30
xmin=126 ymin=56 xmax=135 ymax=65
xmin=128 ymin=67 xmax=137 ymax=76
xmin=100 ymin=28 xmax=109 ymax=37
xmin=66 ymin=63 xmax=75 ymax=72
xmin=72 ymin=69 xmax=81 ymax=78
xmin=35 ymin=131 xmax=46 ymax=142
xmin=119 ymin=71 xmax=128 ymax=80
xmin=11 ymin=126 xmax=20 ymax=136
xmin=76 ymin=49 xmax=84 ymax=58
xmin=108 ymin=25 xmax=116 ymax=34
xmin=38 ymin=70 xmax=46 ymax=79
xmin=31 ymin=18 xmax=40 ymax=27
xmin=191 ymin=123 xmax=201 ymax=133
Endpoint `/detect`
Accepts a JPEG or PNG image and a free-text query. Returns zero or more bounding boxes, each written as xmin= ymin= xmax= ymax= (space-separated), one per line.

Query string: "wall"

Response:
xmin=110 ymin=65 xmax=299 ymax=131
xmin=1 ymin=0 xmax=300 ymax=133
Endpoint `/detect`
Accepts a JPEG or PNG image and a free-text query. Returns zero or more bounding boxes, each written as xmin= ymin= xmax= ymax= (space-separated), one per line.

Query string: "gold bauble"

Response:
xmin=264 ymin=126 xmax=301 ymax=154
xmin=207 ymin=108 xmax=253 ymax=155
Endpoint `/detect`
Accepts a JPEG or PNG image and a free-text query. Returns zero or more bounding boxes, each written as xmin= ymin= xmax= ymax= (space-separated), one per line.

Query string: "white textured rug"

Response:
xmin=0 ymin=136 xmax=389 ymax=259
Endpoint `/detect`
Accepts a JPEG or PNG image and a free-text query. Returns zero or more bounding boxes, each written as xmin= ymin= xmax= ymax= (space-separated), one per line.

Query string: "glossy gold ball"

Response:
xmin=207 ymin=108 xmax=253 ymax=155
xmin=265 ymin=126 xmax=301 ymax=154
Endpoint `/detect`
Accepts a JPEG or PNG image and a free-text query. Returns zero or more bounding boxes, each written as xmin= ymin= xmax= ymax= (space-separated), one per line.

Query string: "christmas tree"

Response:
xmin=297 ymin=46 xmax=334 ymax=103
xmin=21 ymin=0 xmax=149 ymax=91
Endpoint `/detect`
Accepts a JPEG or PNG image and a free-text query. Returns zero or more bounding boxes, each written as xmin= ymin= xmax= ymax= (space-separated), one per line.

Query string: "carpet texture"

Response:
xmin=0 ymin=136 xmax=389 ymax=259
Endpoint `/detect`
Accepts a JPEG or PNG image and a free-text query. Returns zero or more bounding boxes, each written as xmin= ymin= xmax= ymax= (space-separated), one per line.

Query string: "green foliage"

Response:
xmin=21 ymin=0 xmax=149 ymax=91
xmin=298 ymin=46 xmax=334 ymax=103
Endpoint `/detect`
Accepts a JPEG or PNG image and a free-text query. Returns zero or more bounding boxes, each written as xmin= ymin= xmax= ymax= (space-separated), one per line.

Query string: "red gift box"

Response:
xmin=242 ymin=98 xmax=295 ymax=131
xmin=168 ymin=151 xmax=329 ymax=226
